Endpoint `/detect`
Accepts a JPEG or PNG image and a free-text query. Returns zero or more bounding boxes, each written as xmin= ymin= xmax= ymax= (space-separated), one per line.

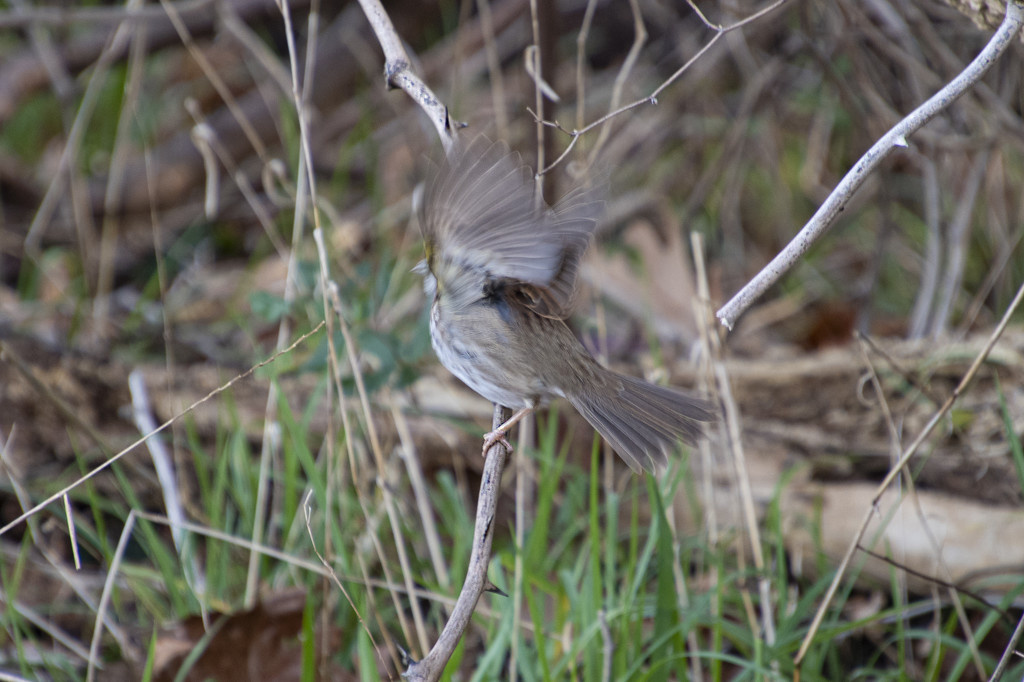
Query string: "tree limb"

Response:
xmin=716 ymin=1 xmax=1024 ymax=331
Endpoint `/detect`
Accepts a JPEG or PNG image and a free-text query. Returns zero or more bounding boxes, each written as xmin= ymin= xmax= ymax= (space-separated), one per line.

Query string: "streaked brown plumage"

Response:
xmin=416 ymin=135 xmax=714 ymax=473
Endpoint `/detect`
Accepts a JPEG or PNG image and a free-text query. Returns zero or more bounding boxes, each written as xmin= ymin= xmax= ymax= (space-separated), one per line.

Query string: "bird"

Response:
xmin=415 ymin=135 xmax=714 ymax=473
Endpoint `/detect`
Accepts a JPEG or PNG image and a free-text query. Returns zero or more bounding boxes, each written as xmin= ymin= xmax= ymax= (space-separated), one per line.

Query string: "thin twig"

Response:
xmin=380 ymin=466 xmax=432 ymax=656
xmin=574 ymin=0 xmax=598 ymax=134
xmin=718 ymin=3 xmax=1024 ymax=329
xmin=277 ymin=3 xmax=353 ymax=654
xmin=239 ymin=0 xmax=314 ymax=609
xmin=587 ymin=0 xmax=645 ymax=166
xmin=689 ymin=232 xmax=716 ymax=682
xmin=691 ymin=232 xmax=775 ymax=649
xmin=855 ymin=335 xmax=985 ymax=677
xmin=955 ymin=221 xmax=1024 ymax=339
xmin=855 ymin=545 xmax=1014 ymax=626
xmin=476 ymin=0 xmax=509 ymax=140
xmin=0 ymin=324 xmax=324 ymax=538
xmin=794 ymin=275 xmax=1024 ymax=666
xmin=539 ymin=0 xmax=789 ymax=175
xmin=85 ymin=512 xmax=137 ymax=682
xmin=303 ymin=492 xmax=391 ymax=678
xmin=283 ymin=0 xmax=410 ymax=661
xmin=516 ymin=6 xmax=547 ymax=680
xmin=989 ymin=608 xmax=1024 ymax=681
xmin=318 ymin=249 xmax=417 ymax=661
xmin=528 ymin=0 xmax=546 ymax=195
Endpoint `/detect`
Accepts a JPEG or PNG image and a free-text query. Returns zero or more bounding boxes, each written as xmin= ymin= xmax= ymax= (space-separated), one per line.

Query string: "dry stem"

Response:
xmin=794 ymin=275 xmax=1024 ymax=667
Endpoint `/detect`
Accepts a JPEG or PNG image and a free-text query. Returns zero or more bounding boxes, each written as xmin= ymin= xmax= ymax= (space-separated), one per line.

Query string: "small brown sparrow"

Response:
xmin=416 ymin=136 xmax=713 ymax=472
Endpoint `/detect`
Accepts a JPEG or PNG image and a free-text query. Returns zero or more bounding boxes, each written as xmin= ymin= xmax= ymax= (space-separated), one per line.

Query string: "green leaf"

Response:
xmin=250 ymin=290 xmax=291 ymax=322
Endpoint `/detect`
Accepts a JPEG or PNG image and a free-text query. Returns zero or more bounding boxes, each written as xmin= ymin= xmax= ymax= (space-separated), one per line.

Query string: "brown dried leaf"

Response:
xmin=151 ymin=589 xmax=349 ymax=682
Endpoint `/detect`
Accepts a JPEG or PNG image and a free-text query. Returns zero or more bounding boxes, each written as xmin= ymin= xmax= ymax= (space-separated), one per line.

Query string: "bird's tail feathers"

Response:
xmin=567 ymin=371 xmax=714 ymax=473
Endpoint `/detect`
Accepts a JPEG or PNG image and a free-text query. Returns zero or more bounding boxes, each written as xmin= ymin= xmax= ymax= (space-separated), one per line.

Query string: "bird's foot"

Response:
xmin=481 ymin=406 xmax=534 ymax=456
xmin=481 ymin=428 xmax=513 ymax=456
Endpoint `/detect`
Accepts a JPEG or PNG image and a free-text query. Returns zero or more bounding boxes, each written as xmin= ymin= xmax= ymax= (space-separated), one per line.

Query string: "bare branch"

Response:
xmin=357 ymin=0 xmax=458 ymax=155
xmin=717 ymin=2 xmax=1024 ymax=330
xmin=403 ymin=406 xmax=511 ymax=682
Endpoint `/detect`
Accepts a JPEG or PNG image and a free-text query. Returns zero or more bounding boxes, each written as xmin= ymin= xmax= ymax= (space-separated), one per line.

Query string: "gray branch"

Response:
xmin=356 ymin=5 xmax=508 ymax=677
xmin=403 ymin=406 xmax=510 ymax=681
xmin=356 ymin=0 xmax=458 ymax=155
xmin=716 ymin=1 xmax=1024 ymax=331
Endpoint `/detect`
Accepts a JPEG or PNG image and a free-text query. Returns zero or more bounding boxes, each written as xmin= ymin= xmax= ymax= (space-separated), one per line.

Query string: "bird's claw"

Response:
xmin=482 ymin=429 xmax=513 ymax=456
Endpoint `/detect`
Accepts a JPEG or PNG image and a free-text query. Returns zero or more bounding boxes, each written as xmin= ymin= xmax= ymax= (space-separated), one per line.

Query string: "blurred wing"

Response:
xmin=542 ymin=179 xmax=605 ymax=315
xmin=421 ymin=136 xmax=604 ymax=314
